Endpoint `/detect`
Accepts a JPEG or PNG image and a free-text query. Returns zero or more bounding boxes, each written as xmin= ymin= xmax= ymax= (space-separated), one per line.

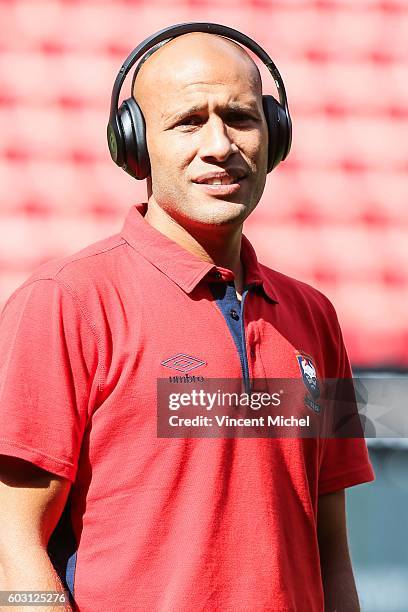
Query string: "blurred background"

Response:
xmin=0 ymin=0 xmax=407 ymax=609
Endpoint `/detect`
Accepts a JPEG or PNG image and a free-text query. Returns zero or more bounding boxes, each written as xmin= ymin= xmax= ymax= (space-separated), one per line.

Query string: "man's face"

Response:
xmin=134 ymin=34 xmax=269 ymax=230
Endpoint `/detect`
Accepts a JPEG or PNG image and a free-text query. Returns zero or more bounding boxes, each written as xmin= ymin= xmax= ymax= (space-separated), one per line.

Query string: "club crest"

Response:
xmin=296 ymin=352 xmax=321 ymax=413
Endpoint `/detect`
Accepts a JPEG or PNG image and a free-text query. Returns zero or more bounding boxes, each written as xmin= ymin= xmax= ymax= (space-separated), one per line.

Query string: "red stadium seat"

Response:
xmin=0 ymin=0 xmax=407 ymax=367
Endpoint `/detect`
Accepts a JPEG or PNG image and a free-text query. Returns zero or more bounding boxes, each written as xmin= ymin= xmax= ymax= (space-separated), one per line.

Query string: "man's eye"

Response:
xmin=226 ymin=112 xmax=255 ymax=123
xmin=177 ymin=117 xmax=202 ymax=127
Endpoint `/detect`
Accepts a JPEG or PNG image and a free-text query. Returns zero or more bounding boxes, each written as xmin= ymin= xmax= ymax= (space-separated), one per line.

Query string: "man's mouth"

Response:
xmin=194 ymin=176 xmax=241 ymax=186
xmin=197 ymin=176 xmax=238 ymax=185
xmin=191 ymin=171 xmax=247 ymax=193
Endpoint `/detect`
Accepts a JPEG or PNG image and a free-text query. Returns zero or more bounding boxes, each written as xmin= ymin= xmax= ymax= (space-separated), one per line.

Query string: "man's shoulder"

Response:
xmin=3 ymin=232 xmax=129 ymax=313
xmin=32 ymin=232 xmax=126 ymax=282
xmin=35 ymin=229 xmax=127 ymax=282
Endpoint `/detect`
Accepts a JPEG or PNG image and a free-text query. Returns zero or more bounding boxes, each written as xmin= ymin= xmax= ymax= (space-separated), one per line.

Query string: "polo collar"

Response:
xmin=240 ymin=234 xmax=279 ymax=303
xmin=120 ymin=203 xmax=278 ymax=303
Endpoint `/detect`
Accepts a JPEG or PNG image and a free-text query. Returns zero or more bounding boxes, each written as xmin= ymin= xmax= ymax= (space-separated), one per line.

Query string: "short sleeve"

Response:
xmin=318 ymin=301 xmax=375 ymax=495
xmin=0 ymin=278 xmax=100 ymax=483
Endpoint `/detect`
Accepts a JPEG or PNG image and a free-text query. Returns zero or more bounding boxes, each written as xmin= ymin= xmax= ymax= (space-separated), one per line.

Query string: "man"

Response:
xmin=0 ymin=29 xmax=374 ymax=611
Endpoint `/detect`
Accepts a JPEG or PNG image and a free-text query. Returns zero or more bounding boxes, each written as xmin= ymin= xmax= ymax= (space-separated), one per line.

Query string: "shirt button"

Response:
xmin=214 ymin=271 xmax=222 ymax=279
xmin=230 ymin=309 xmax=240 ymax=321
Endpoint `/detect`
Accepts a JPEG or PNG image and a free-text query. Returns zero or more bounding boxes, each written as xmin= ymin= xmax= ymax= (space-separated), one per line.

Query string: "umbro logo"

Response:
xmin=161 ymin=353 xmax=206 ymax=373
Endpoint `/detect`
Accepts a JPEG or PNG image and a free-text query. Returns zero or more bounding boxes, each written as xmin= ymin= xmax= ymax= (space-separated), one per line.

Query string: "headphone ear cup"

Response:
xmin=118 ymin=98 xmax=150 ymax=180
xmin=107 ymin=118 xmax=125 ymax=167
xmin=262 ymin=95 xmax=291 ymax=172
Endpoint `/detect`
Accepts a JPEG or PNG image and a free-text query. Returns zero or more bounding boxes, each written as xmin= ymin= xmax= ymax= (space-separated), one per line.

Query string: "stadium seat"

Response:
xmin=0 ymin=0 xmax=407 ymax=367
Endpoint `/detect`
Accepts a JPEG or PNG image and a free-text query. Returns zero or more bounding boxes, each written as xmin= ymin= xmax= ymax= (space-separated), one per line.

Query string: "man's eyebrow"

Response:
xmin=223 ymin=101 xmax=260 ymax=115
xmin=164 ymin=105 xmax=204 ymax=123
xmin=164 ymin=102 xmax=260 ymax=124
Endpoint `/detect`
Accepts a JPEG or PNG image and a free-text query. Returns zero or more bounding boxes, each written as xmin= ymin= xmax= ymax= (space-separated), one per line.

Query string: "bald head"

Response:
xmin=133 ymin=32 xmax=262 ymax=108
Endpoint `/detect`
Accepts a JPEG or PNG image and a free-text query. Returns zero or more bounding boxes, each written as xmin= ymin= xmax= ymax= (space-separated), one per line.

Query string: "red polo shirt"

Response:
xmin=0 ymin=202 xmax=374 ymax=611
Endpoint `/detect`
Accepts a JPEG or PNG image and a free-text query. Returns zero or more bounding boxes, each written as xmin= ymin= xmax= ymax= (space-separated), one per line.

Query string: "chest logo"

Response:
xmin=161 ymin=353 xmax=206 ymax=373
xmin=296 ymin=352 xmax=321 ymax=413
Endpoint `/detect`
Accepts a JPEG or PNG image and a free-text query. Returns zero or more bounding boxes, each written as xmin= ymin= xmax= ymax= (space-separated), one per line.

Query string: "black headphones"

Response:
xmin=107 ymin=22 xmax=292 ymax=180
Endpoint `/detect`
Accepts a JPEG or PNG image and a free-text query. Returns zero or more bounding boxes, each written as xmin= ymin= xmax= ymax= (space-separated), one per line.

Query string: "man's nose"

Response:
xmin=198 ymin=117 xmax=237 ymax=162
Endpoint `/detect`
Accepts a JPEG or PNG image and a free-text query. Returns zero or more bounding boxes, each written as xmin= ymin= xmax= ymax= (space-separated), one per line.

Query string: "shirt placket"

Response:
xmin=209 ymin=281 xmax=256 ymax=393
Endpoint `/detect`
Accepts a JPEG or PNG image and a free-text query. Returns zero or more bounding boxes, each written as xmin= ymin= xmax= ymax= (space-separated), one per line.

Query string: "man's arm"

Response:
xmin=0 ymin=456 xmax=72 ymax=611
xmin=317 ymin=489 xmax=360 ymax=612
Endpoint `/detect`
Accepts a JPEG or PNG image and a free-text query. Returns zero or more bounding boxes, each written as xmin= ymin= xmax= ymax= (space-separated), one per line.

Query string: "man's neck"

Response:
xmin=144 ymin=198 xmax=245 ymax=297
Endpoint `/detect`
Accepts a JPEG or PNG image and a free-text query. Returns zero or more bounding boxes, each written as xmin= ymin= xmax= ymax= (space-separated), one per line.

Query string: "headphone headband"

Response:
xmin=109 ymin=22 xmax=289 ymax=123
